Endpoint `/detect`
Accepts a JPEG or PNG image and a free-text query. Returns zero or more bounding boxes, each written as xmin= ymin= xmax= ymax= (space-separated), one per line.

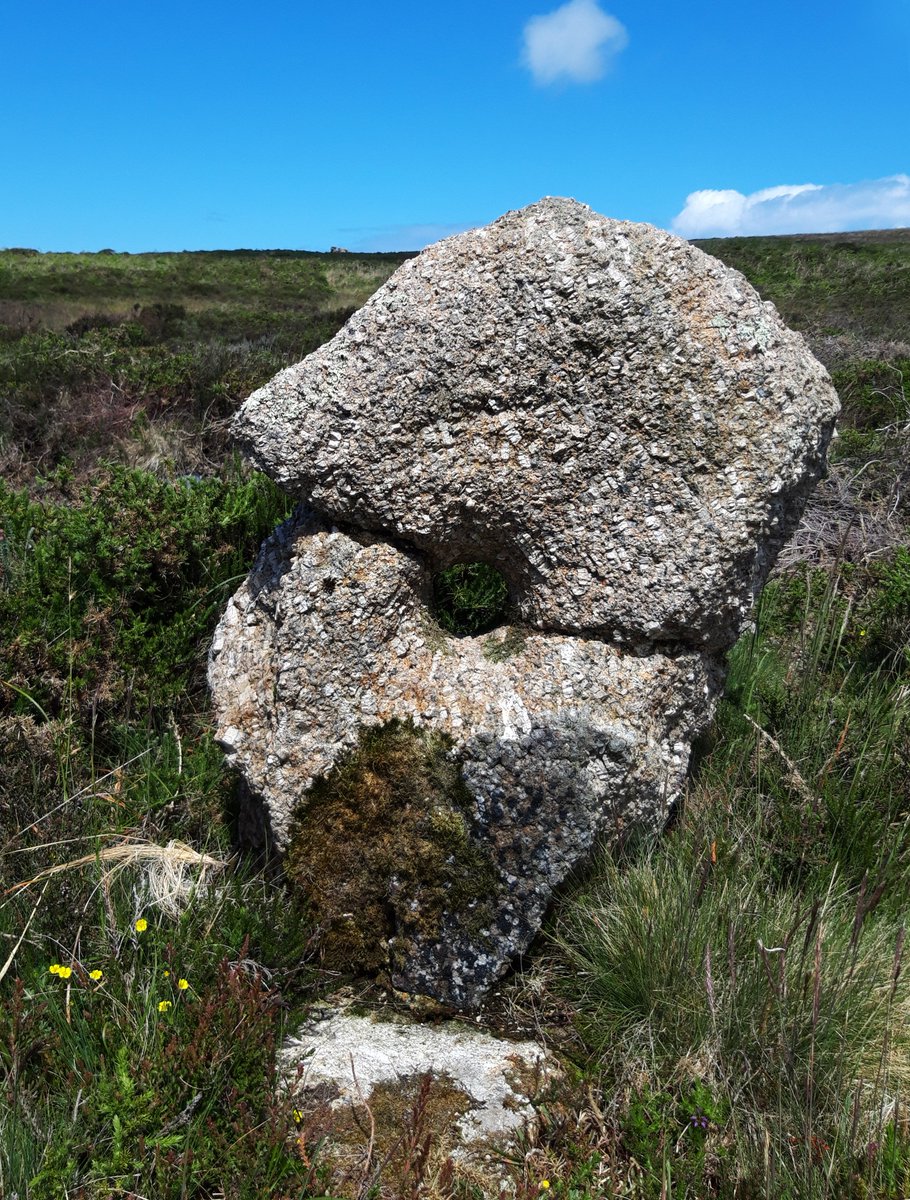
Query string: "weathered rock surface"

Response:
xmin=281 ymin=1005 xmax=559 ymax=1143
xmin=279 ymin=1003 xmax=561 ymax=1188
xmin=209 ymin=507 xmax=717 ymax=1004
xmin=234 ymin=197 xmax=839 ymax=650
xmin=210 ymin=197 xmax=838 ymax=1008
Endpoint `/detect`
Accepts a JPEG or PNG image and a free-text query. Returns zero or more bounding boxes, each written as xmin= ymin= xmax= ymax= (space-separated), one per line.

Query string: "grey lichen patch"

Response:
xmin=284 ymin=719 xmax=498 ymax=978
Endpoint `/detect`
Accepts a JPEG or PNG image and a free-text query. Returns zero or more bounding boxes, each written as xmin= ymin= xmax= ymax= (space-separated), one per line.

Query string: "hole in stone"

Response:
xmin=431 ymin=562 xmax=510 ymax=637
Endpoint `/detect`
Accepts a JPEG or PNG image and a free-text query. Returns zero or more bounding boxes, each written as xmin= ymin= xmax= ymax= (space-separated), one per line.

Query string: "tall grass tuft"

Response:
xmin=557 ymin=559 xmax=910 ymax=1196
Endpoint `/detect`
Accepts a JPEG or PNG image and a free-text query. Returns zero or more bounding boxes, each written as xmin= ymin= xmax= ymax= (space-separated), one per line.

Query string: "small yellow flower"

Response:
xmin=177 ymin=978 xmax=189 ymax=991
xmin=293 ymin=1108 xmax=304 ymax=1123
xmin=89 ymin=969 xmax=103 ymax=982
xmin=49 ymin=963 xmax=61 ymax=975
xmin=158 ymin=999 xmax=172 ymax=1012
xmin=134 ymin=918 xmax=148 ymax=933
xmin=163 ymin=969 xmax=170 ymax=978
xmin=539 ymin=1183 xmax=551 ymax=1192
xmin=859 ymin=629 xmax=867 ymax=637
xmin=57 ymin=966 xmax=73 ymax=980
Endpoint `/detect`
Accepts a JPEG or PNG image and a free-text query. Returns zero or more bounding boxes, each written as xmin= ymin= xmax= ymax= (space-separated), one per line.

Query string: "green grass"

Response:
xmin=0 ymin=247 xmax=409 ymax=313
xmin=697 ymin=229 xmax=910 ymax=340
xmin=0 ymin=232 xmax=909 ymax=1197
xmin=553 ymin=565 xmax=910 ymax=1197
xmin=0 ymin=248 xmax=410 ymax=484
xmin=1 ymin=847 xmax=322 ymax=1199
xmin=431 ymin=562 xmax=511 ymax=636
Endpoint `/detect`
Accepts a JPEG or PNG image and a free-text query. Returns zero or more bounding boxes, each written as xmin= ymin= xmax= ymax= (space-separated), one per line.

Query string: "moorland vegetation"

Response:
xmin=0 ymin=233 xmax=908 ymax=1198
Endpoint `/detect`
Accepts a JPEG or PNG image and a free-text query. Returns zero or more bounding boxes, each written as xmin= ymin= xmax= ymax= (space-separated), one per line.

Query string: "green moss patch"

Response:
xmin=284 ymin=720 xmax=497 ymax=978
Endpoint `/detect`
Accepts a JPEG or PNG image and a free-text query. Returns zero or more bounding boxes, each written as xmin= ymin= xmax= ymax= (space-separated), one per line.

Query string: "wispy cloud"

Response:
xmin=522 ymin=0 xmax=628 ymax=86
xmin=345 ymin=222 xmax=478 ymax=252
xmin=672 ymin=175 xmax=910 ymax=238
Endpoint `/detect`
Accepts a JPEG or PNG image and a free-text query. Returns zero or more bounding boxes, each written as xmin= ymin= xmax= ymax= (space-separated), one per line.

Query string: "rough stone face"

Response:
xmin=279 ymin=1004 xmax=562 ymax=1185
xmin=234 ymin=197 xmax=839 ymax=651
xmin=209 ymin=507 xmax=717 ymax=1004
xmin=210 ymin=197 xmax=839 ymax=1008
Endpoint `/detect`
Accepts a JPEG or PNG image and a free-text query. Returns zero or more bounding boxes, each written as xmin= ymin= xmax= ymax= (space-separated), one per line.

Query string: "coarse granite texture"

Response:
xmin=233 ymin=196 xmax=839 ymax=652
xmin=279 ymin=1005 xmax=560 ymax=1149
xmin=210 ymin=508 xmax=718 ymax=1005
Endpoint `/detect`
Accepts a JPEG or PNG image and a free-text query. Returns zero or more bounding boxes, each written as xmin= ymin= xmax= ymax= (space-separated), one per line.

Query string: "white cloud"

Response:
xmin=522 ymin=0 xmax=628 ymax=86
xmin=672 ymin=175 xmax=910 ymax=238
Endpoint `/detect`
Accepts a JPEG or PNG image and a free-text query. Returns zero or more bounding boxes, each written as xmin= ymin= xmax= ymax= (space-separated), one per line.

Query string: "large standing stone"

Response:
xmin=210 ymin=198 xmax=839 ymax=1008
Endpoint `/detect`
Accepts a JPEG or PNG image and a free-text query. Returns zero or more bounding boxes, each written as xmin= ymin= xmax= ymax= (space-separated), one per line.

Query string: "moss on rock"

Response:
xmin=284 ymin=719 xmax=497 ymax=978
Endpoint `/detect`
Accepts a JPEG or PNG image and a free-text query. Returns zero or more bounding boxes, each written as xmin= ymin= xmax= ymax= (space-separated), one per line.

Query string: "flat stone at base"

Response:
xmin=279 ymin=1005 xmax=562 ymax=1188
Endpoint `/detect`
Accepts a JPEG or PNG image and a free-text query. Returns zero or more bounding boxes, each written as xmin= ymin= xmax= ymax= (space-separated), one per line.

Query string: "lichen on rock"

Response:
xmin=279 ymin=1005 xmax=562 ymax=1195
xmin=210 ymin=506 xmax=717 ymax=1005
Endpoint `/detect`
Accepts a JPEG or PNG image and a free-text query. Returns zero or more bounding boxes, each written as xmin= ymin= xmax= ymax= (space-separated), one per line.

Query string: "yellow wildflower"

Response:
xmin=163 ymin=969 xmax=170 ymax=978
xmin=134 ymin=918 xmax=148 ymax=933
xmin=89 ymin=969 xmax=103 ymax=981
xmin=158 ymin=999 xmax=172 ymax=1012
xmin=49 ymin=964 xmax=61 ymax=975
xmin=293 ymin=1108 xmax=304 ymax=1123
xmin=57 ymin=966 xmax=73 ymax=980
xmin=539 ymin=1183 xmax=551 ymax=1192
xmin=177 ymin=978 xmax=189 ymax=991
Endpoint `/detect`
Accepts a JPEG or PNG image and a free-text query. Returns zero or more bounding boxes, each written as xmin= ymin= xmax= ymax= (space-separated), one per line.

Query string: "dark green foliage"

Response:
xmin=432 ymin=561 xmax=511 ymax=636
xmin=0 ymin=458 xmax=294 ymax=951
xmin=619 ymin=1083 xmax=730 ymax=1198
xmin=832 ymin=358 xmax=909 ymax=428
xmin=0 ymin=461 xmax=293 ymax=729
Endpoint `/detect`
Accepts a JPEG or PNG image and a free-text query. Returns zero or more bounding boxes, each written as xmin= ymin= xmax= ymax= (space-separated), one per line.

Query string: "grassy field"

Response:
xmin=0 ymin=248 xmax=410 ymax=487
xmin=0 ymin=233 xmax=908 ymax=1198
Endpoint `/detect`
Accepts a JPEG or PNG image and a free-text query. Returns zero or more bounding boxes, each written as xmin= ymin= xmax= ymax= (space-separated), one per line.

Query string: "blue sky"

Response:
xmin=2 ymin=0 xmax=908 ymax=251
